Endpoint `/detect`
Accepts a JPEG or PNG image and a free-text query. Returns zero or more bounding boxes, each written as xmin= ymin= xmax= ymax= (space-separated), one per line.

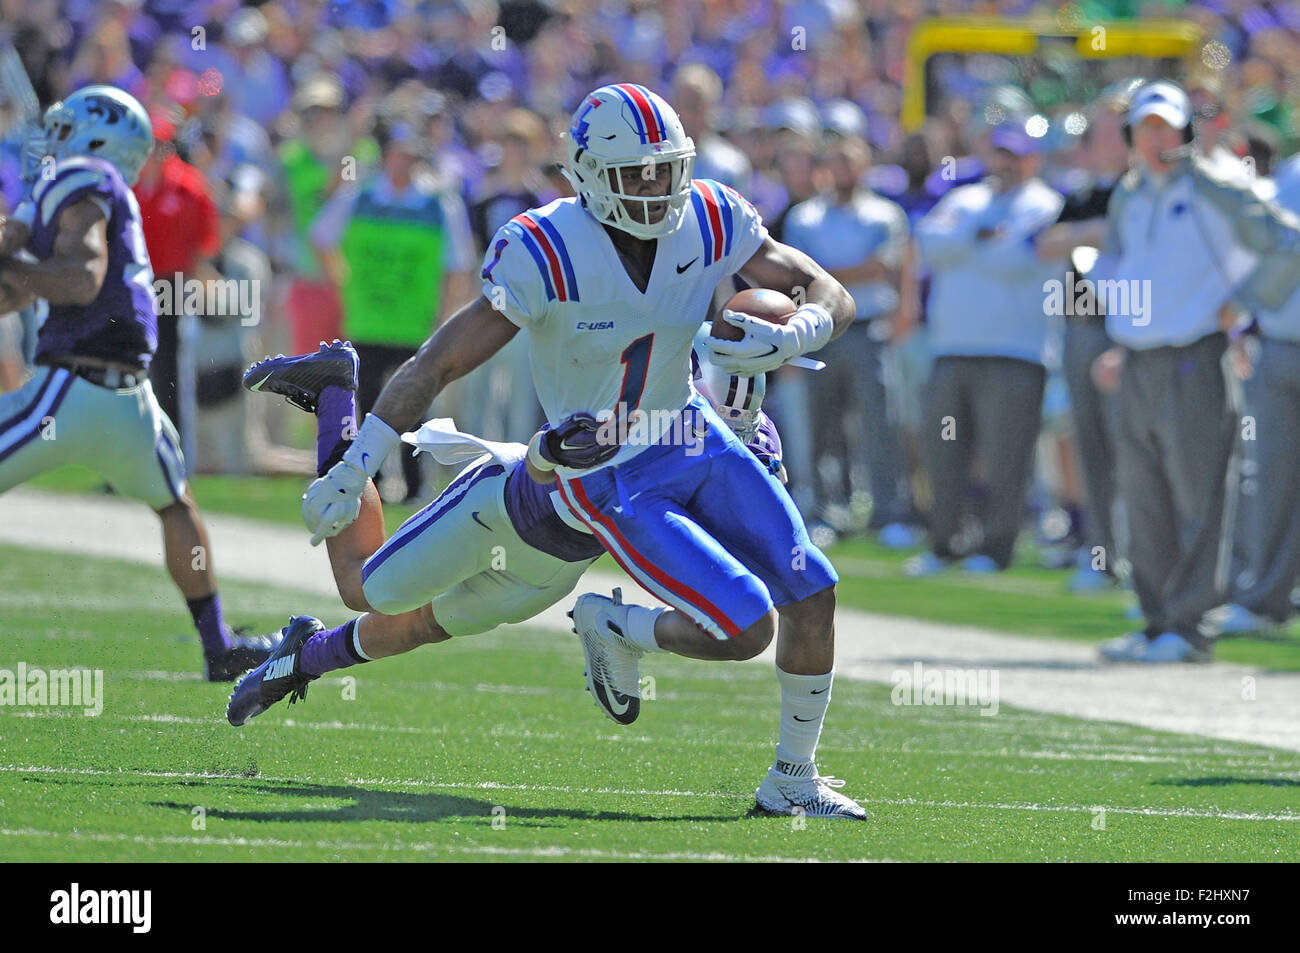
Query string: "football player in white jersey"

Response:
xmin=227 ymin=338 xmax=787 ymax=728
xmin=285 ymin=84 xmax=862 ymax=819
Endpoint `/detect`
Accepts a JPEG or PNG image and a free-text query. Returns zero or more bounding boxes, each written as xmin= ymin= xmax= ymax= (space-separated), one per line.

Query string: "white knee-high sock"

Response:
xmin=775 ymin=667 xmax=833 ymax=767
xmin=619 ymin=604 xmax=666 ymax=653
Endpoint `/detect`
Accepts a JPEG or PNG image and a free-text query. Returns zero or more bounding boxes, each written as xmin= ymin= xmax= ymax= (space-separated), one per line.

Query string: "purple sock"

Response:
xmin=187 ymin=593 xmax=232 ymax=657
xmin=316 ymin=385 xmax=357 ymax=477
xmin=299 ymin=619 xmax=368 ymax=677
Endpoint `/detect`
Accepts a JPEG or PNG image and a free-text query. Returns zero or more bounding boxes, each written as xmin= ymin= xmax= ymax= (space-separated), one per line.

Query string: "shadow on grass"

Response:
xmin=148 ymin=780 xmax=732 ymax=825
xmin=1153 ymin=776 xmax=1300 ymax=789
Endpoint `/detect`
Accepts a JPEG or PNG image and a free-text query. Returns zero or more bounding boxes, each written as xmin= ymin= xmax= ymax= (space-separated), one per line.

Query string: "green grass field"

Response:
xmin=28 ymin=467 xmax=1300 ymax=671
xmin=2 ymin=542 xmax=1299 ymax=862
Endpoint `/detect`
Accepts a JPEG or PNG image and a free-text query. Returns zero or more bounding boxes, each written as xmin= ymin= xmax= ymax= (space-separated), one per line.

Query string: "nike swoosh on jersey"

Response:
xmin=471 ymin=510 xmax=492 ymax=531
xmin=676 ymin=256 xmax=699 ymax=273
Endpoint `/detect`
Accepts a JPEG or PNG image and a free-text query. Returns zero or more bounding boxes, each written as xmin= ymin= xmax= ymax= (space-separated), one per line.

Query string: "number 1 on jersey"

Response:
xmin=618 ymin=333 xmax=653 ymax=412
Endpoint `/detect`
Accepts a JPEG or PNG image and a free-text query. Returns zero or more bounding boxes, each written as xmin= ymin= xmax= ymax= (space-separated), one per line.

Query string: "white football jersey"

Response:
xmin=480 ymin=178 xmax=767 ymax=473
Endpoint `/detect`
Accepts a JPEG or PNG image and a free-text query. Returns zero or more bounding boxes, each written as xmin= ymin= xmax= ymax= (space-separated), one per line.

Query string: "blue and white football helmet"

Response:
xmin=37 ymin=85 xmax=154 ymax=186
xmin=562 ymin=84 xmax=695 ymax=239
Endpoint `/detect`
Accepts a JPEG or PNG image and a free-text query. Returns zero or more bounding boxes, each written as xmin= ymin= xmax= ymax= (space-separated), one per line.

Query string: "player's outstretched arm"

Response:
xmin=0 ymin=197 xmax=108 ymax=305
xmin=303 ymin=295 xmax=519 ymax=545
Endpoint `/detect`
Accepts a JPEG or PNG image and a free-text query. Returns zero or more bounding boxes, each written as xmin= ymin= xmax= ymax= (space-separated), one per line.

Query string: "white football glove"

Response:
xmin=301 ymin=413 xmax=401 ymax=546
xmin=302 ymin=459 xmax=368 ymax=546
xmin=707 ymin=303 xmax=834 ymax=376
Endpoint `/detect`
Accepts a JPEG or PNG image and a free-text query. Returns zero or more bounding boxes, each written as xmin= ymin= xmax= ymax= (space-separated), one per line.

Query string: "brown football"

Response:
xmin=711 ymin=288 xmax=797 ymax=342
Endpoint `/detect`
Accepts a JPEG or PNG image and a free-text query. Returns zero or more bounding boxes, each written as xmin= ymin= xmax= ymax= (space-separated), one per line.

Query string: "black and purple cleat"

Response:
xmin=226 ymin=616 xmax=324 ymax=726
xmin=242 ymin=340 xmax=359 ymax=414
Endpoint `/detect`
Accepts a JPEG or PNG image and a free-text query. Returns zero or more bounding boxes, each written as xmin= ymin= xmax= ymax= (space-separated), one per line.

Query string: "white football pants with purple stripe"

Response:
xmin=0 ymin=367 xmax=186 ymax=509
xmin=359 ymin=450 xmax=596 ymax=637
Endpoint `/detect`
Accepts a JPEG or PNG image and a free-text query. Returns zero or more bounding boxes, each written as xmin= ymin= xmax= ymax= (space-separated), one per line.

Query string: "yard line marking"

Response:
xmin=863 ymin=796 xmax=1300 ymax=822
xmin=0 ymin=710 xmax=776 ymax=748
xmin=10 ymin=709 xmax=1289 ymax=767
xmin=4 ymin=765 xmax=1299 ymax=822
xmin=0 ymin=827 xmax=873 ymax=862
xmin=123 ymin=670 xmax=204 ymax=683
xmin=0 ymin=764 xmax=736 ymax=798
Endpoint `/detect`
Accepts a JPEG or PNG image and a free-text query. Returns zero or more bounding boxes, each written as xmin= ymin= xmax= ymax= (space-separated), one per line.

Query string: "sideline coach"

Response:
xmin=1096 ymin=80 xmax=1300 ymax=663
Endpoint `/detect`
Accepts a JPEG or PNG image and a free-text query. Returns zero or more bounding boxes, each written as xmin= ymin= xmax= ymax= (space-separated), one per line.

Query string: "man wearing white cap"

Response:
xmin=1095 ymin=80 xmax=1300 ymax=662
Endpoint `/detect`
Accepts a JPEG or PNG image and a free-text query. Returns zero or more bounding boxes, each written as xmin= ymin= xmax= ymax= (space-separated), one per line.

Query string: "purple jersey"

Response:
xmin=29 ymin=156 xmax=157 ymax=368
xmin=504 ymin=459 xmax=606 ymax=563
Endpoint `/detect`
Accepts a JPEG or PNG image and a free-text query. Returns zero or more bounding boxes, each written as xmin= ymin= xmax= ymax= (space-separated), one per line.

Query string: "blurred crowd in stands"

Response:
xmin=4 ymin=0 xmax=1300 ymax=610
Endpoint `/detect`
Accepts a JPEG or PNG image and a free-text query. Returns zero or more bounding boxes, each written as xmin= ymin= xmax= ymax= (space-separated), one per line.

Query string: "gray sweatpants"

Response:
xmin=1062 ymin=320 xmax=1121 ymax=564
xmin=1115 ymin=332 xmax=1239 ymax=641
xmin=920 ymin=355 xmax=1046 ymax=568
xmin=1233 ymin=336 xmax=1300 ymax=620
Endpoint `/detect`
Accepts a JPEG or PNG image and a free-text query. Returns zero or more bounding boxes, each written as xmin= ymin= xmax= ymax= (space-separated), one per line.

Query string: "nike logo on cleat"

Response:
xmin=265 ymin=657 xmax=296 ymax=680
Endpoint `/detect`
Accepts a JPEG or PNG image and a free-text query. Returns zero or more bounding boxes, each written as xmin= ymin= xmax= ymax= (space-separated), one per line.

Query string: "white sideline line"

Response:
xmin=11 ymin=710 xmax=1293 ymax=767
xmin=0 ymin=828 xmax=857 ymax=862
xmin=4 ymin=764 xmax=1298 ymax=822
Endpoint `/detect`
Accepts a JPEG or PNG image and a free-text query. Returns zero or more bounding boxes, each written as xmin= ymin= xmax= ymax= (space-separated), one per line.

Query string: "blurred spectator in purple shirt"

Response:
xmin=66 ymin=15 xmax=148 ymax=101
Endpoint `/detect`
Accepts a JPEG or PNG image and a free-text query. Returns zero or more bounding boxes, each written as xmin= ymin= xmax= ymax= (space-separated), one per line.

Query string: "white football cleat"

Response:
xmin=568 ymin=588 xmax=643 ymax=726
xmin=755 ymin=759 xmax=867 ymax=820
